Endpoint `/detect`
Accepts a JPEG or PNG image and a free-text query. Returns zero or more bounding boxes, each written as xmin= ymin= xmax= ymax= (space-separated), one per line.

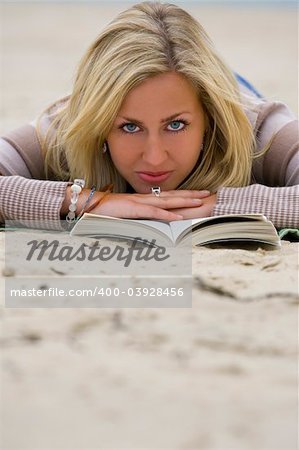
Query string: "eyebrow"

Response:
xmin=119 ymin=111 xmax=191 ymax=126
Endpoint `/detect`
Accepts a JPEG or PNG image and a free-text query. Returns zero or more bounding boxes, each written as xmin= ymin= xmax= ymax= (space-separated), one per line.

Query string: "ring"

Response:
xmin=151 ymin=186 xmax=161 ymax=197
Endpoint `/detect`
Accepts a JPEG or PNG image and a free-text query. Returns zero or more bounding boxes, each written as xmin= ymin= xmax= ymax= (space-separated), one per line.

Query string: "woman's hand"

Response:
xmin=89 ymin=189 xmax=211 ymax=221
xmin=168 ymin=193 xmax=217 ymax=219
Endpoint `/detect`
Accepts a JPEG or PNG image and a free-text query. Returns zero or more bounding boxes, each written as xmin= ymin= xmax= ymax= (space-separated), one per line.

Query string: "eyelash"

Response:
xmin=118 ymin=119 xmax=190 ymax=134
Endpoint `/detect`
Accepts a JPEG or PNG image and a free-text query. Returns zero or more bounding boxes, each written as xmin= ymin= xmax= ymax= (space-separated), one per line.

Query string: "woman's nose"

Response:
xmin=142 ymin=137 xmax=168 ymax=166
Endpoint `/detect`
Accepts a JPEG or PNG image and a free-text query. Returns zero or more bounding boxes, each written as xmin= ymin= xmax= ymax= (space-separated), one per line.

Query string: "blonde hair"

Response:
xmin=40 ymin=1 xmax=257 ymax=192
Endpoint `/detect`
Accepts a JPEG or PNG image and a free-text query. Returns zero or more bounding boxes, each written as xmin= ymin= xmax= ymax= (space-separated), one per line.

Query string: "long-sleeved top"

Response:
xmin=0 ymin=83 xmax=298 ymax=229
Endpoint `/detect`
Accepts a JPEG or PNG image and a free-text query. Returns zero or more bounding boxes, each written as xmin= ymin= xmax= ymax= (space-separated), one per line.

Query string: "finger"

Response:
xmin=134 ymin=190 xmax=210 ymax=200
xmin=169 ymin=207 xmax=203 ymax=220
xmin=133 ymin=196 xmax=203 ymax=209
xmin=128 ymin=204 xmax=184 ymax=221
xmin=94 ymin=198 xmax=183 ymax=221
xmin=159 ymin=190 xmax=211 ymax=198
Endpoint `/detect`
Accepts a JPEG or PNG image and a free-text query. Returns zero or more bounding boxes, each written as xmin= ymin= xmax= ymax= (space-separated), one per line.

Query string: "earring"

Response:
xmin=102 ymin=141 xmax=108 ymax=154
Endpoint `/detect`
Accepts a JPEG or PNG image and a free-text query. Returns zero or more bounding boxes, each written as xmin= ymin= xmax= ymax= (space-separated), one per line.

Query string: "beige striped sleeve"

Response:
xmin=213 ymin=184 xmax=299 ymax=228
xmin=0 ymin=175 xmax=70 ymax=230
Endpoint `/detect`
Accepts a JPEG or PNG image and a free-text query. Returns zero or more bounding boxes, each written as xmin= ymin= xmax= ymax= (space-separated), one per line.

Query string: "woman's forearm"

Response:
xmin=213 ymin=184 xmax=299 ymax=228
xmin=0 ymin=176 xmax=69 ymax=229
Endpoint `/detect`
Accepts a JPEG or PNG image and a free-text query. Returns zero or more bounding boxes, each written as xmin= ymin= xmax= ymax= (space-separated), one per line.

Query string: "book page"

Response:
xmin=169 ymin=218 xmax=205 ymax=242
xmin=169 ymin=214 xmax=268 ymax=243
xmin=74 ymin=213 xmax=268 ymax=244
xmin=133 ymin=219 xmax=173 ymax=238
xmin=72 ymin=214 xmax=174 ymax=241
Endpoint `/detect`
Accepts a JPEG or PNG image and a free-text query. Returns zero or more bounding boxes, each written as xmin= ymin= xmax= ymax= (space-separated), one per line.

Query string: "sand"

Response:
xmin=0 ymin=2 xmax=298 ymax=449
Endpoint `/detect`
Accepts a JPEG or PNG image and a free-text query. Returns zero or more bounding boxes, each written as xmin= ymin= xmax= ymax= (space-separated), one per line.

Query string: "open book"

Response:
xmin=70 ymin=213 xmax=280 ymax=247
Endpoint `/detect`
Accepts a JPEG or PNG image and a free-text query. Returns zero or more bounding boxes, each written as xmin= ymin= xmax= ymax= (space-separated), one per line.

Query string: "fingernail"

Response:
xmin=192 ymin=199 xmax=202 ymax=203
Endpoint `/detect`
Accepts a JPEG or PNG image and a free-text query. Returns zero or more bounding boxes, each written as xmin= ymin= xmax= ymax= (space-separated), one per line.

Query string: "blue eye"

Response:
xmin=168 ymin=119 xmax=188 ymax=133
xmin=169 ymin=120 xmax=184 ymax=131
xmin=122 ymin=123 xmax=140 ymax=133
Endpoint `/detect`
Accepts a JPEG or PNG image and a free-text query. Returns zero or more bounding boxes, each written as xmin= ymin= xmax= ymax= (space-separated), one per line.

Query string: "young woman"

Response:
xmin=0 ymin=1 xmax=298 ymax=230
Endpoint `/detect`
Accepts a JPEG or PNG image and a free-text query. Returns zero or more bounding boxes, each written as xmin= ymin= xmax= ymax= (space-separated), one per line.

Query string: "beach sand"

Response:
xmin=0 ymin=2 xmax=298 ymax=449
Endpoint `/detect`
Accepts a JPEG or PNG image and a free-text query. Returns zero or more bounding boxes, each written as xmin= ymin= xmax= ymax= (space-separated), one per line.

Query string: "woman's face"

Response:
xmin=107 ymin=71 xmax=206 ymax=193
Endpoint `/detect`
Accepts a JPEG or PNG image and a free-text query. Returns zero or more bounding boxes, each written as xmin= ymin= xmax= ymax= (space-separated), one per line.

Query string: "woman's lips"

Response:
xmin=136 ymin=171 xmax=172 ymax=183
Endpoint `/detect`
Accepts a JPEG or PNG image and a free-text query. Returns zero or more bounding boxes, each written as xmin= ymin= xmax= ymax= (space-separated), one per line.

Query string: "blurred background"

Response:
xmin=0 ymin=2 xmax=298 ymax=450
xmin=0 ymin=0 xmax=297 ymax=135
